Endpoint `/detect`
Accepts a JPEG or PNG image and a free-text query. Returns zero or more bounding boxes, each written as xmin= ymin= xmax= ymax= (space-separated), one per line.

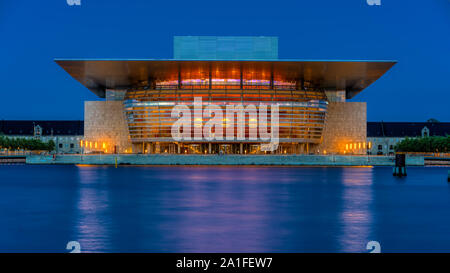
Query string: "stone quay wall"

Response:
xmin=27 ymin=154 xmax=424 ymax=166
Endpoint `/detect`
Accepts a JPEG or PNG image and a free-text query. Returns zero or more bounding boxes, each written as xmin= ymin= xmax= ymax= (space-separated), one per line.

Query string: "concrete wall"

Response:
xmin=26 ymin=154 xmax=425 ymax=166
xmin=84 ymin=101 xmax=132 ymax=153
xmin=318 ymin=102 xmax=367 ymax=155
xmin=368 ymin=137 xmax=405 ymax=155
xmin=45 ymin=135 xmax=83 ymax=154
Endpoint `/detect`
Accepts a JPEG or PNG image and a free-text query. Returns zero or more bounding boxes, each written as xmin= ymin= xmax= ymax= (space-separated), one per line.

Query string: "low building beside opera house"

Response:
xmin=367 ymin=121 xmax=450 ymax=155
xmin=55 ymin=36 xmax=397 ymax=155
xmin=0 ymin=120 xmax=83 ymax=154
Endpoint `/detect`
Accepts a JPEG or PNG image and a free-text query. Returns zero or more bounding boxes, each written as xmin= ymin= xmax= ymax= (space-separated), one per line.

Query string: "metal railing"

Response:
xmin=137 ymin=84 xmax=302 ymax=91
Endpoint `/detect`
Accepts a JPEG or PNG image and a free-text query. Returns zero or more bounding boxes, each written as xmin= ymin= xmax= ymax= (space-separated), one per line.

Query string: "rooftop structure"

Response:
xmin=174 ymin=36 xmax=278 ymax=60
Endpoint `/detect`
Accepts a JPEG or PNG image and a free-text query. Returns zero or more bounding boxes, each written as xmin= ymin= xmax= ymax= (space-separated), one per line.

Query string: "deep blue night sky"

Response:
xmin=0 ymin=0 xmax=449 ymax=121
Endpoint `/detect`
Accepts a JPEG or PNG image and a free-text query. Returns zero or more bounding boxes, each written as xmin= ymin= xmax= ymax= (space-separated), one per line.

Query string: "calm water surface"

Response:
xmin=0 ymin=165 xmax=449 ymax=253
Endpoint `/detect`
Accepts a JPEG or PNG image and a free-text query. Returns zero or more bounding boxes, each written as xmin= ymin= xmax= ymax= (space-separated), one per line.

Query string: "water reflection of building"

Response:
xmin=74 ymin=166 xmax=112 ymax=252
xmin=56 ymin=36 xmax=396 ymax=155
xmin=339 ymin=167 xmax=374 ymax=252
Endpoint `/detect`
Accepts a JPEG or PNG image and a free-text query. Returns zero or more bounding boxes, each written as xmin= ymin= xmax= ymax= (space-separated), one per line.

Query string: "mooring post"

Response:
xmin=393 ymin=153 xmax=407 ymax=177
xmin=115 ymin=157 xmax=118 ymax=168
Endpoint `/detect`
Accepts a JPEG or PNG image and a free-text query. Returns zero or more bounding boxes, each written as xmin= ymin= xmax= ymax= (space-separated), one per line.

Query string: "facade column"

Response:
xmin=240 ymin=63 xmax=243 ymax=89
xmin=208 ymin=143 xmax=211 ymax=154
xmin=178 ymin=65 xmax=182 ymax=89
xmin=240 ymin=143 xmax=243 ymax=154
xmin=270 ymin=66 xmax=274 ymax=89
xmin=178 ymin=144 xmax=181 ymax=154
xmin=209 ymin=62 xmax=212 ymax=90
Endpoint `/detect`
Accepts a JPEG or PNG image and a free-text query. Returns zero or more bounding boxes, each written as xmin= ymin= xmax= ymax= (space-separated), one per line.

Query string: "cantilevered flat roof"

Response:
xmin=55 ymin=59 xmax=396 ymax=99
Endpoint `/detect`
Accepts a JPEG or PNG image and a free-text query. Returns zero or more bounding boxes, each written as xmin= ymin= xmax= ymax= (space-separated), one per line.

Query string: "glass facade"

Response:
xmin=123 ymin=83 xmax=328 ymax=152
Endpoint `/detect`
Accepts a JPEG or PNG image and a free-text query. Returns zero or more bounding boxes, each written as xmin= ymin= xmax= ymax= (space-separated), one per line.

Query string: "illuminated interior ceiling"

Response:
xmin=55 ymin=59 xmax=396 ymax=99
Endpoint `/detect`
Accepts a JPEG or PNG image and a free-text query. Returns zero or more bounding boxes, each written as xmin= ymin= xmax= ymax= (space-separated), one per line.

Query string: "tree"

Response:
xmin=395 ymin=136 xmax=450 ymax=153
xmin=0 ymin=136 xmax=57 ymax=152
xmin=47 ymin=140 xmax=55 ymax=152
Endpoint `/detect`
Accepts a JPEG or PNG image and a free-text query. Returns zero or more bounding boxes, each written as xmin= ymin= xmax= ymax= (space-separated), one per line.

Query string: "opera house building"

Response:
xmin=56 ymin=36 xmax=395 ymax=155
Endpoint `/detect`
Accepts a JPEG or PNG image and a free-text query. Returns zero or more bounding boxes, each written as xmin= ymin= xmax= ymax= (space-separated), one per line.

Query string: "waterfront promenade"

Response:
xmin=26 ymin=154 xmax=424 ymax=166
